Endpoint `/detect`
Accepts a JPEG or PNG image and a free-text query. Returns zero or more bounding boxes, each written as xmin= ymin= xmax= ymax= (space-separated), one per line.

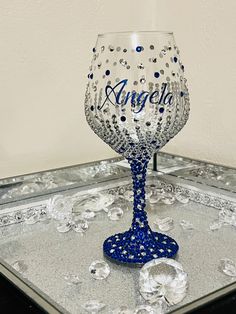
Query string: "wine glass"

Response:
xmin=84 ymin=31 xmax=190 ymax=266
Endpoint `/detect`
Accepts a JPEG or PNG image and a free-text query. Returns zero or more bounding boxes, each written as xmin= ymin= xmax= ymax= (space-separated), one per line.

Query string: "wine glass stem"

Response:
xmin=129 ymin=159 xmax=149 ymax=231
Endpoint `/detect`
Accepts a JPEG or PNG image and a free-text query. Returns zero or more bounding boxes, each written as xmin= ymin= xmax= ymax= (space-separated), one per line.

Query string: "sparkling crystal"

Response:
xmin=56 ymin=221 xmax=72 ymax=233
xmin=81 ymin=300 xmax=106 ymax=313
xmin=139 ymin=258 xmax=188 ymax=305
xmin=120 ymin=58 xmax=128 ymax=66
xmin=112 ymin=306 xmax=133 ymax=314
xmin=180 ymin=220 xmax=194 ymax=230
xmin=108 ymin=207 xmax=124 ymax=221
xmin=89 ymin=260 xmax=110 ymax=280
xmin=154 ymin=217 xmax=174 ymax=232
xmin=149 ymin=195 xmax=162 ymax=204
xmin=140 ymin=76 xmax=146 ymax=84
xmin=219 ymin=258 xmax=236 ymax=277
xmin=48 ymin=195 xmax=73 ymax=221
xmin=137 ymin=63 xmax=144 ymax=69
xmin=161 ymin=194 xmax=175 ymax=205
xmin=99 ymin=193 xmax=115 ymax=208
xmin=209 ymin=220 xmax=222 ymax=231
xmin=11 ymin=260 xmax=28 ymax=273
xmin=25 ymin=212 xmax=39 ymax=225
xmin=81 ymin=209 xmax=96 ymax=220
xmin=64 ymin=273 xmax=82 ymax=286
xmin=123 ymin=190 xmax=133 ymax=202
xmin=175 ymin=193 xmax=190 ymax=204
xmin=72 ymin=218 xmax=88 ymax=233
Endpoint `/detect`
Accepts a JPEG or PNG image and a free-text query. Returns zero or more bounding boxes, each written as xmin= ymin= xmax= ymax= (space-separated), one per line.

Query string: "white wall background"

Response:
xmin=0 ymin=0 xmax=235 ymax=178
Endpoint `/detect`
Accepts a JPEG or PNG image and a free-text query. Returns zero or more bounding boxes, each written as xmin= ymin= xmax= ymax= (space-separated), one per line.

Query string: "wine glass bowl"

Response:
xmin=85 ymin=31 xmax=190 ymax=266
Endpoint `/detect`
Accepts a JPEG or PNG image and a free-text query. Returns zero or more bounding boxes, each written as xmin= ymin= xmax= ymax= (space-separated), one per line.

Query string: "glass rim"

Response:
xmin=98 ymin=30 xmax=174 ymax=37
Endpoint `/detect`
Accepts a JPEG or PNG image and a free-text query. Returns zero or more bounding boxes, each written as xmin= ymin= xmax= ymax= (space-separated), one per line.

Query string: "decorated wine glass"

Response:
xmin=84 ymin=31 xmax=190 ymax=266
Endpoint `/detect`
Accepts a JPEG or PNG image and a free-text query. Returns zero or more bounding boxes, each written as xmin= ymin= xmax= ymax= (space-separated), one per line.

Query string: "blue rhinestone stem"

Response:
xmin=103 ymin=158 xmax=179 ymax=266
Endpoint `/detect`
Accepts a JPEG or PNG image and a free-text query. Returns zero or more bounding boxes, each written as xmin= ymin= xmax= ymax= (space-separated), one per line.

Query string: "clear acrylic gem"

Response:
xmin=81 ymin=209 xmax=96 ymax=220
xmin=161 ymin=194 xmax=175 ymax=205
xmin=209 ymin=220 xmax=222 ymax=231
xmin=219 ymin=258 xmax=236 ymax=277
xmin=64 ymin=273 xmax=82 ymax=286
xmin=154 ymin=217 xmax=174 ymax=232
xmin=72 ymin=218 xmax=88 ymax=233
xmin=175 ymin=193 xmax=190 ymax=204
xmin=180 ymin=220 xmax=194 ymax=230
xmin=48 ymin=195 xmax=73 ymax=221
xmin=111 ymin=306 xmax=133 ymax=314
xmin=25 ymin=212 xmax=39 ymax=225
xmin=56 ymin=221 xmax=72 ymax=233
xmin=89 ymin=260 xmax=110 ymax=280
xmin=149 ymin=195 xmax=162 ymax=204
xmin=81 ymin=300 xmax=106 ymax=313
xmin=123 ymin=190 xmax=133 ymax=202
xmin=108 ymin=207 xmax=124 ymax=221
xmin=139 ymin=258 xmax=188 ymax=305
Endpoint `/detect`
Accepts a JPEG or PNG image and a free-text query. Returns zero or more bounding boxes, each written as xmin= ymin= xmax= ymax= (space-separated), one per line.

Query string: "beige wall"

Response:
xmin=0 ymin=0 xmax=235 ymax=178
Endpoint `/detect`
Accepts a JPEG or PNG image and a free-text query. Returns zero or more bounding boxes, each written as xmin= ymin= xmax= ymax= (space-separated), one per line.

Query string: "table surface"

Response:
xmin=0 ymin=154 xmax=236 ymax=314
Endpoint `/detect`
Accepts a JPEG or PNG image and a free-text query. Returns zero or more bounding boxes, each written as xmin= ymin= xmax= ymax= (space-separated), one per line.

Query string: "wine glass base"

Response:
xmin=103 ymin=228 xmax=179 ymax=267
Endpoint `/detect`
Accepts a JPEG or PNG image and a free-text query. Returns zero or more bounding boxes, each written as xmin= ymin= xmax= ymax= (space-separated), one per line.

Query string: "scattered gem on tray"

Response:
xmin=89 ymin=260 xmax=110 ymax=280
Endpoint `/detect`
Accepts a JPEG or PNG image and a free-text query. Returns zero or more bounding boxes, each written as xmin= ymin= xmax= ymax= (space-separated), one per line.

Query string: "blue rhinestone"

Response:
xmin=105 ymin=70 xmax=110 ymax=76
xmin=136 ymin=46 xmax=143 ymax=52
xmin=154 ymin=72 xmax=160 ymax=78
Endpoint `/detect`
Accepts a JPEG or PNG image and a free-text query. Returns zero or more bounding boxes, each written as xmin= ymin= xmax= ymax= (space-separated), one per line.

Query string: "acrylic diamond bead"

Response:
xmin=139 ymin=258 xmax=188 ymax=305
xmin=89 ymin=260 xmax=110 ymax=280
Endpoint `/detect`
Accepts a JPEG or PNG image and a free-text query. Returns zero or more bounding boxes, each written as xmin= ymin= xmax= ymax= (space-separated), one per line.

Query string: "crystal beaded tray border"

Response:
xmin=1 ymin=173 xmax=236 ymax=228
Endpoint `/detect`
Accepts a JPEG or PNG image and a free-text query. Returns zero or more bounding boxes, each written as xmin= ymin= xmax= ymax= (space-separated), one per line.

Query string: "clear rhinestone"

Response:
xmin=123 ymin=190 xmax=133 ymax=202
xmin=11 ymin=260 xmax=28 ymax=274
xmin=219 ymin=258 xmax=236 ymax=277
xmin=81 ymin=209 xmax=96 ymax=220
xmin=119 ymin=59 xmax=128 ymax=67
xmin=25 ymin=212 xmax=39 ymax=225
xmin=140 ymin=77 xmax=146 ymax=84
xmin=175 ymin=193 xmax=190 ymax=204
xmin=137 ymin=63 xmax=144 ymax=69
xmin=154 ymin=217 xmax=174 ymax=232
xmin=149 ymin=195 xmax=162 ymax=204
xmin=209 ymin=220 xmax=222 ymax=231
xmin=180 ymin=220 xmax=194 ymax=230
xmin=112 ymin=306 xmax=133 ymax=314
xmin=56 ymin=221 xmax=72 ymax=233
xmin=109 ymin=45 xmax=114 ymax=52
xmin=161 ymin=49 xmax=166 ymax=55
xmin=48 ymin=195 xmax=73 ymax=221
xmin=64 ymin=273 xmax=82 ymax=286
xmin=81 ymin=300 xmax=106 ymax=313
xmin=139 ymin=258 xmax=188 ymax=305
xmin=108 ymin=207 xmax=124 ymax=221
xmin=72 ymin=218 xmax=88 ymax=233
xmin=89 ymin=260 xmax=110 ymax=280
xmin=161 ymin=194 xmax=175 ymax=205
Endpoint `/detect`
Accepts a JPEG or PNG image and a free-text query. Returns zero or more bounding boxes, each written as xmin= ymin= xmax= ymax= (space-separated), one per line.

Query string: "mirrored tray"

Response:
xmin=0 ymin=163 xmax=236 ymax=313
